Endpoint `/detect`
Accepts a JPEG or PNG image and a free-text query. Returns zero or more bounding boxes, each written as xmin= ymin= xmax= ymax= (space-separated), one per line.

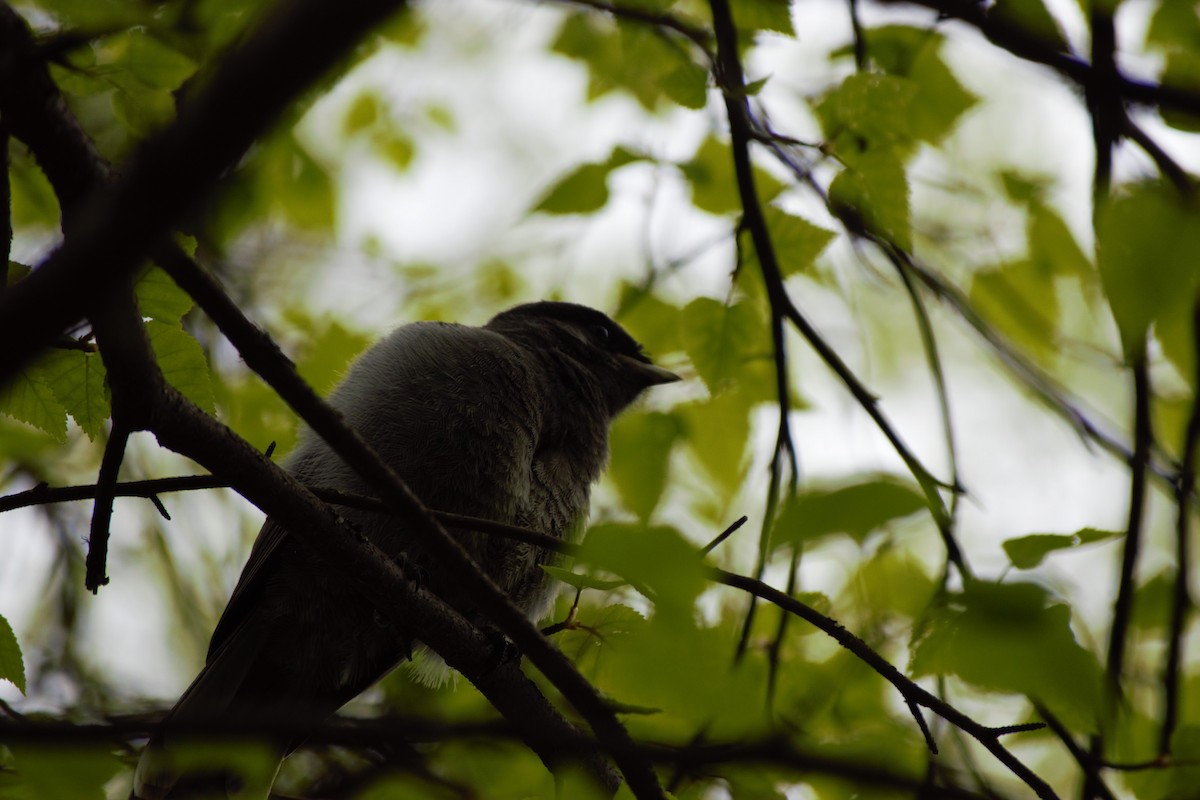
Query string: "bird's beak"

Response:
xmin=621 ymin=356 xmax=682 ymax=386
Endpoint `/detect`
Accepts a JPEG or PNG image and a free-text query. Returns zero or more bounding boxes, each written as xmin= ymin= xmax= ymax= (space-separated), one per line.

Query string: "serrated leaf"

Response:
xmin=135 ymin=266 xmax=194 ymax=322
xmin=773 ymin=475 xmax=926 ymax=548
xmin=1003 ymin=528 xmax=1119 ymax=569
xmin=39 ymin=349 xmax=110 ymax=441
xmin=0 ymin=364 xmax=67 ymax=442
xmin=910 ymin=581 xmax=1102 ymax=731
xmin=0 ymin=613 xmax=25 ymax=694
xmin=146 ymin=321 xmax=215 ymax=414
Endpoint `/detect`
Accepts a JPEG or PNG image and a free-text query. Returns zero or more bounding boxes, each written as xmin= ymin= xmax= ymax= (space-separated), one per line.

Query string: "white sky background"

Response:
xmin=2 ymin=0 xmax=1198 ymax=730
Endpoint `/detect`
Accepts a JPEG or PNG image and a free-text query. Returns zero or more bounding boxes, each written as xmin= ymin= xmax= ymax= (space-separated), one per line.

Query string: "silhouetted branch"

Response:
xmin=1161 ymin=301 xmax=1200 ymax=755
xmin=84 ymin=424 xmax=127 ymax=592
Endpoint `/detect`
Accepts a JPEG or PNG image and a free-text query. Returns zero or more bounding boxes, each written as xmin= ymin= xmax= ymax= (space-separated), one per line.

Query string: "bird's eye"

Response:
xmin=591 ymin=324 xmax=610 ymax=343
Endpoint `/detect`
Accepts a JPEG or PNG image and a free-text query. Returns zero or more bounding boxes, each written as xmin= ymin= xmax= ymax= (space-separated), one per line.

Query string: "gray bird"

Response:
xmin=133 ymin=301 xmax=679 ymax=799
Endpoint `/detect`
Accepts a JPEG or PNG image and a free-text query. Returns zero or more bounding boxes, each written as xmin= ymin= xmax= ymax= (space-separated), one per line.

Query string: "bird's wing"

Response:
xmin=205 ymin=517 xmax=288 ymax=663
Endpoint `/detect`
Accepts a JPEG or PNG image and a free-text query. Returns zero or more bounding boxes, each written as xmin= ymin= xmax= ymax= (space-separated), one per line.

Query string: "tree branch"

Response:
xmin=0 ymin=0 xmax=407 ymax=382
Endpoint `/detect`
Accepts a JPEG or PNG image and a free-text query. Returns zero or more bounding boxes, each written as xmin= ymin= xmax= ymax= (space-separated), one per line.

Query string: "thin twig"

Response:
xmin=1035 ymin=705 xmax=1119 ymax=800
xmin=1105 ymin=346 xmax=1152 ymax=697
xmin=1160 ymin=300 xmax=1200 ymax=755
xmin=894 ymin=256 xmax=971 ymax=582
xmin=698 ymin=515 xmax=748 ymax=555
xmin=84 ymin=424 xmax=127 ymax=593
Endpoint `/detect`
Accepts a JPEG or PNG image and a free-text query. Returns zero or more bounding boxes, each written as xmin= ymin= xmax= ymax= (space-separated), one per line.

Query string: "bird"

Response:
xmin=133 ymin=300 xmax=680 ymax=799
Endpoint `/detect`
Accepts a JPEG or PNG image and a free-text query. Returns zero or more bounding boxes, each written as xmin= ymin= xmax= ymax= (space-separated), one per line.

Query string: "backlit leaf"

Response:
xmin=774 ymin=475 xmax=927 ymax=548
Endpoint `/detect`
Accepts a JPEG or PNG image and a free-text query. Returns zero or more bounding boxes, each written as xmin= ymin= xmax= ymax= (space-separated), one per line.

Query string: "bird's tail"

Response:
xmin=132 ymin=627 xmax=281 ymax=799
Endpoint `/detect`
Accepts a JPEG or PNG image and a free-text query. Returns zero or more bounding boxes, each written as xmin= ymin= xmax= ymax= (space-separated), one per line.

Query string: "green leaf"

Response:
xmin=660 ymin=57 xmax=709 ymax=110
xmin=1146 ymin=0 xmax=1200 ymax=52
xmin=762 ymin=207 xmax=837 ymax=278
xmin=910 ymin=581 xmax=1102 ymax=731
xmin=1131 ymin=570 xmax=1174 ymax=632
xmin=536 ymin=162 xmax=614 ymax=215
xmin=1028 ymin=201 xmax=1092 ymax=280
xmin=112 ymin=80 xmax=176 ymax=136
xmin=39 ymin=349 xmax=110 ymax=441
xmin=9 ymin=150 xmax=60 ymax=228
xmin=988 ymin=0 xmax=1069 ymax=51
xmin=773 ymin=475 xmax=927 ymax=548
xmin=679 ymin=136 xmax=785 ymax=216
xmin=268 ymin=138 xmax=336 ymax=230
xmin=535 ymin=148 xmax=644 ymax=215
xmin=146 ymin=321 xmax=215 ymax=414
xmin=904 ymin=43 xmax=978 ymax=144
xmin=680 ymin=297 xmax=766 ymax=394
xmin=679 ymin=391 xmax=751 ymax=494
xmin=552 ymin=14 xmax=710 ymax=111
xmin=135 ymin=266 xmax=194 ymax=322
xmin=7 ymin=745 xmax=122 ymax=800
xmin=118 ymin=29 xmax=198 ymax=90
xmin=579 ymin=523 xmax=705 ymax=621
xmin=730 ymin=0 xmax=795 ymax=36
xmin=1003 ymin=528 xmax=1119 ymax=569
xmin=1097 ymin=181 xmax=1200 ymax=353
xmin=286 ymin=312 xmax=372 ymax=397
xmin=372 ymin=129 xmax=416 ymax=172
xmin=616 ymin=286 xmax=685 ymax=357
xmin=0 ymin=363 xmax=68 ymax=442
xmin=609 ymin=410 xmax=683 ymax=520
xmin=344 ymin=92 xmax=381 ymax=135
xmin=0 ymin=613 xmax=25 ymax=694
xmin=829 ymin=148 xmax=912 ymax=250
xmin=849 ymin=546 xmax=937 ymax=620
xmin=969 ymin=259 xmax=1059 ymax=359
xmin=1160 ymin=52 xmax=1200 ymax=133
xmin=817 ymin=73 xmax=919 ymax=148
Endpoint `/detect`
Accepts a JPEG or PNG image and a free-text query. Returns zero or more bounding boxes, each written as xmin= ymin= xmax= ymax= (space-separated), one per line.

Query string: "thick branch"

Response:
xmin=0 ymin=0 xmax=407 ymax=383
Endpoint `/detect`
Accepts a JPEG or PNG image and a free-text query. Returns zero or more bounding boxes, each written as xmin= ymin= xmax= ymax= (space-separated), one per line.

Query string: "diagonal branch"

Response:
xmin=0 ymin=0 xmax=407 ymax=383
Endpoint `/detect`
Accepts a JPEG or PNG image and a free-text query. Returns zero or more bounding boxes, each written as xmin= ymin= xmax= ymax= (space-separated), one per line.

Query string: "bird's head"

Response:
xmin=486 ymin=301 xmax=679 ymax=418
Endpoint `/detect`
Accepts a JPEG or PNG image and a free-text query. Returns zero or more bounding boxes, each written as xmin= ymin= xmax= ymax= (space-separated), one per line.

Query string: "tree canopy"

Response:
xmin=1 ymin=0 xmax=1199 ymax=798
